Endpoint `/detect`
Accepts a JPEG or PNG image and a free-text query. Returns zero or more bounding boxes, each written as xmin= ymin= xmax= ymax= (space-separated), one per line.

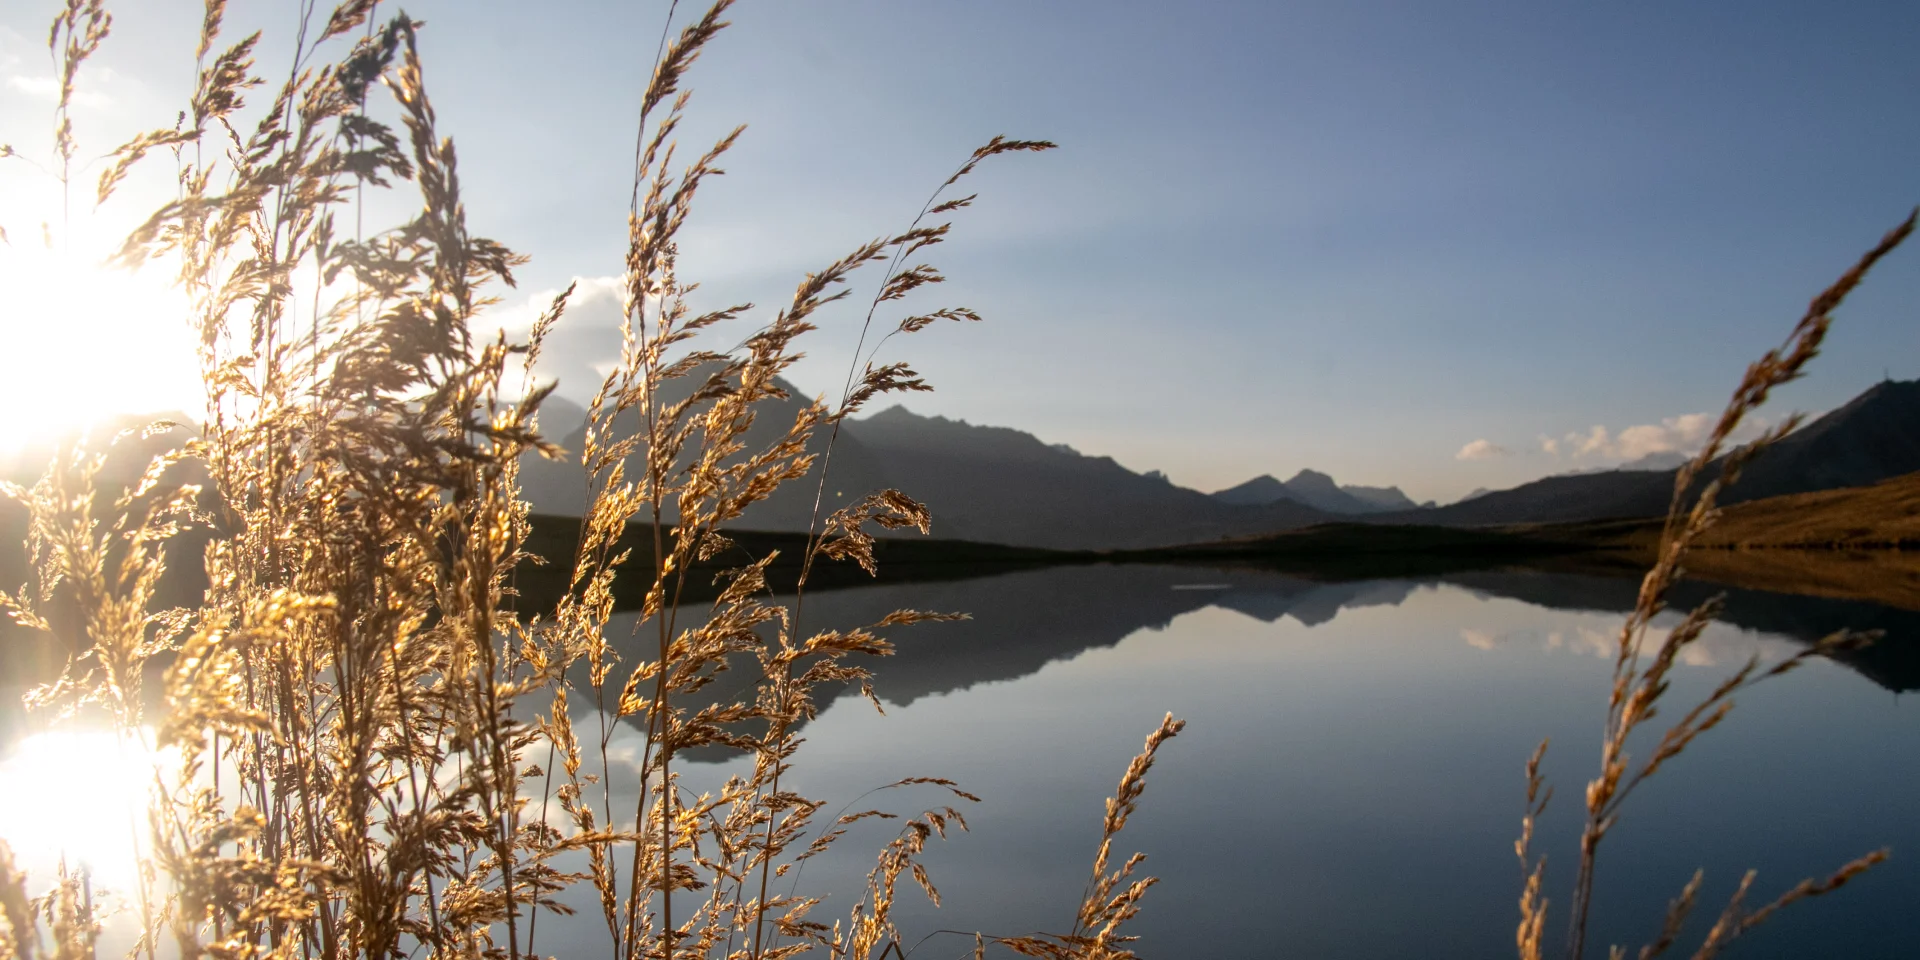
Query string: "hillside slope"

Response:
xmin=1583 ymin=468 xmax=1920 ymax=549
xmin=1380 ymin=379 xmax=1920 ymax=527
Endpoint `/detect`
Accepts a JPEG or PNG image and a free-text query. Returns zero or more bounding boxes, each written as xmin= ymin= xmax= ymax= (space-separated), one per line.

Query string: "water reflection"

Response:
xmin=587 ymin=564 xmax=1920 ymax=742
xmin=0 ymin=726 xmax=161 ymax=893
xmin=3 ymin=564 xmax=1916 ymax=958
xmin=540 ymin=565 xmax=1919 ymax=959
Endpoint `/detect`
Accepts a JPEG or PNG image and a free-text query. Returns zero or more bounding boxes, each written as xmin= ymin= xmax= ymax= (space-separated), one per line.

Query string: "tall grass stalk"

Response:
xmin=1516 ymin=210 xmax=1915 ymax=960
xmin=0 ymin=2 xmax=1906 ymax=959
xmin=0 ymin=3 xmax=1185 ymax=959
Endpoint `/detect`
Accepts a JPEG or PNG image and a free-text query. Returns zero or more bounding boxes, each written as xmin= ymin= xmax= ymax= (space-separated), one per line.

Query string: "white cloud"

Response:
xmin=1455 ymin=438 xmax=1508 ymax=460
xmin=1542 ymin=411 xmax=1769 ymax=465
xmin=482 ymin=276 xmax=627 ymax=400
xmin=7 ymin=75 xmax=56 ymax=100
xmin=1615 ymin=411 xmax=1714 ymax=459
xmin=6 ymin=74 xmax=111 ymax=108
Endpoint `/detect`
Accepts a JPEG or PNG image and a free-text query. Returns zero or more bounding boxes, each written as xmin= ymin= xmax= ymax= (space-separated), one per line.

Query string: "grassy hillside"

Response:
xmin=1653 ymin=469 xmax=1920 ymax=548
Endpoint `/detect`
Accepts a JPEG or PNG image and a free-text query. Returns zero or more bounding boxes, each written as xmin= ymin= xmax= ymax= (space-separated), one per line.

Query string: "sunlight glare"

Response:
xmin=0 ymin=726 xmax=163 ymax=894
xmin=0 ymin=237 xmax=201 ymax=457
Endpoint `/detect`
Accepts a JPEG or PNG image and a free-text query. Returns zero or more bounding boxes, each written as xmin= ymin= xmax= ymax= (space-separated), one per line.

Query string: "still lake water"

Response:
xmin=5 ymin=562 xmax=1918 ymax=957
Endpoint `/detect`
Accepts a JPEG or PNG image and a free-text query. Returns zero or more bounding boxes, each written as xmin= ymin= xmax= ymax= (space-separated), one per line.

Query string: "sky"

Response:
xmin=4 ymin=1 xmax=1920 ymax=502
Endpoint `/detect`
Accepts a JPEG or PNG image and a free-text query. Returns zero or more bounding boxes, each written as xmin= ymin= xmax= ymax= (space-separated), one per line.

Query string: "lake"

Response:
xmin=4 ymin=561 xmax=1917 ymax=958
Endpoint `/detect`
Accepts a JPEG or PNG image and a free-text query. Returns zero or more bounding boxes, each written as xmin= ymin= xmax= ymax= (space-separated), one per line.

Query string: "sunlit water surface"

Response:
xmin=5 ymin=565 xmax=1917 ymax=958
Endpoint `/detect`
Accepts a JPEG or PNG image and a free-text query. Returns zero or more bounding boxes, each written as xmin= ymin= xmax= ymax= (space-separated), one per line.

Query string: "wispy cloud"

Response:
xmin=1455 ymin=438 xmax=1508 ymax=460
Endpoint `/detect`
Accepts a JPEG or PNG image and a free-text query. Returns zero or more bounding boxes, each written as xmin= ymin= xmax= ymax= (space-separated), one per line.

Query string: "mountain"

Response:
xmin=515 ymin=385 xmax=1338 ymax=550
xmin=1278 ymin=469 xmax=1379 ymax=514
xmin=844 ymin=408 xmax=1333 ymax=549
xmin=519 ymin=375 xmax=1920 ymax=547
xmin=1210 ymin=474 xmax=1291 ymax=507
xmin=1342 ymin=483 xmax=1422 ymax=511
xmin=0 ymin=412 xmax=201 ymax=488
xmin=1384 ymin=379 xmax=1920 ymax=527
xmin=1209 ymin=469 xmax=1418 ymax=514
xmin=539 ymin=395 xmax=588 ymax=442
xmin=517 ymin=376 xmax=895 ymax=530
xmin=1555 ymin=450 xmax=1689 ymax=477
xmin=14 ymin=376 xmax=1920 ymax=563
xmin=1616 ymin=450 xmax=1689 ymax=472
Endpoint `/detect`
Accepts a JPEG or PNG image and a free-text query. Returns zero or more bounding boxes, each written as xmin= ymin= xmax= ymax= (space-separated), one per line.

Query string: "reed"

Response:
xmin=0 ymin=2 xmax=1179 ymax=959
xmin=0 ymin=2 xmax=1906 ymax=959
xmin=1515 ymin=211 xmax=1915 ymax=960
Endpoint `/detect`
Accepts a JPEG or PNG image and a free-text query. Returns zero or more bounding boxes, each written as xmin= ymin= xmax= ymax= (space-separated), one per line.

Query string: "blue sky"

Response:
xmin=5 ymin=1 xmax=1920 ymax=501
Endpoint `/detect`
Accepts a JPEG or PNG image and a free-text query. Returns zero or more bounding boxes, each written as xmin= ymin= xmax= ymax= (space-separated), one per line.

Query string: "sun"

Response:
xmin=0 ymin=237 xmax=202 ymax=458
xmin=0 ymin=725 xmax=164 ymax=895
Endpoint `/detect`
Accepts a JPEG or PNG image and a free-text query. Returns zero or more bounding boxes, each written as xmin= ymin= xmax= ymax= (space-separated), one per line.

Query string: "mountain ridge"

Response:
xmin=1209 ymin=469 xmax=1419 ymax=514
xmin=19 ymin=378 xmax=1920 ymax=553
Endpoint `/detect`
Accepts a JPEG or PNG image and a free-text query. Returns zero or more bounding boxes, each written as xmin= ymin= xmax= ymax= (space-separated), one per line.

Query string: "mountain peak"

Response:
xmin=865 ymin=404 xmax=930 ymax=423
xmin=1284 ymin=469 xmax=1340 ymax=493
xmin=1208 ymin=469 xmax=1416 ymax=514
xmin=1211 ymin=474 xmax=1291 ymax=507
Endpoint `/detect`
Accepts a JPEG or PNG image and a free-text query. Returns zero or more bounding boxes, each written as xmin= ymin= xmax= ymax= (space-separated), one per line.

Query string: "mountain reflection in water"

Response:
xmin=575 ymin=564 xmax=1919 ymax=960
xmin=3 ymin=562 xmax=1917 ymax=958
xmin=595 ymin=563 xmax=1920 ymax=730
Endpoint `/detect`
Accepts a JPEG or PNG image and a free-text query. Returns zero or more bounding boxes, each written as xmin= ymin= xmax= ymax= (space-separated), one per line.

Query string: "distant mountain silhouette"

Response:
xmin=844 ymin=408 xmax=1332 ymax=549
xmin=1616 ymin=450 xmax=1689 ymax=472
xmin=518 ymin=377 xmax=1920 ymax=548
xmin=0 ymin=412 xmax=200 ymax=490
xmin=1553 ymin=450 xmax=1690 ymax=478
xmin=1209 ymin=469 xmax=1418 ymax=514
xmin=1342 ymin=482 xmax=1424 ymax=511
xmin=1210 ymin=474 xmax=1292 ymax=507
xmin=1376 ymin=379 xmax=1920 ymax=527
xmin=517 ymin=375 xmax=896 ymax=531
xmin=516 ymin=387 xmax=1336 ymax=550
xmin=1277 ymin=469 xmax=1375 ymax=513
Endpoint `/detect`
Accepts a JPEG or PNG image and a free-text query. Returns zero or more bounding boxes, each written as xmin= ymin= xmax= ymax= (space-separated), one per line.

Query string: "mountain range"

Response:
xmin=1208 ymin=469 xmax=1427 ymax=514
xmin=514 ymin=377 xmax=1920 ymax=550
xmin=519 ymin=395 xmax=1334 ymax=550
xmin=512 ymin=377 xmax=1920 ymax=549
xmin=15 ymin=378 xmax=1920 ymax=553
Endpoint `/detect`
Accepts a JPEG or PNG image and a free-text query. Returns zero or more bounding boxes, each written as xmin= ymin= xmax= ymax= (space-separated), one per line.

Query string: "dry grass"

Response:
xmin=1515 ymin=210 xmax=1916 ymax=960
xmin=0 ymin=3 xmax=1182 ymax=959
xmin=0 ymin=2 xmax=1910 ymax=960
xmin=1588 ymin=469 xmax=1920 ymax=551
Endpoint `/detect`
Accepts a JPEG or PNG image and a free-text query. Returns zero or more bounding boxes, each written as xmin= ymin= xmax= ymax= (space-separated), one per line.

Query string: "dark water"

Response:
xmin=6 ymin=563 xmax=1918 ymax=957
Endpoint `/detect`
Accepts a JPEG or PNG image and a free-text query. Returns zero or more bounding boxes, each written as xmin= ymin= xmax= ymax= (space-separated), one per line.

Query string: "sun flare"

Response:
xmin=0 ymin=726 xmax=163 ymax=894
xmin=0 ymin=240 xmax=201 ymax=458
